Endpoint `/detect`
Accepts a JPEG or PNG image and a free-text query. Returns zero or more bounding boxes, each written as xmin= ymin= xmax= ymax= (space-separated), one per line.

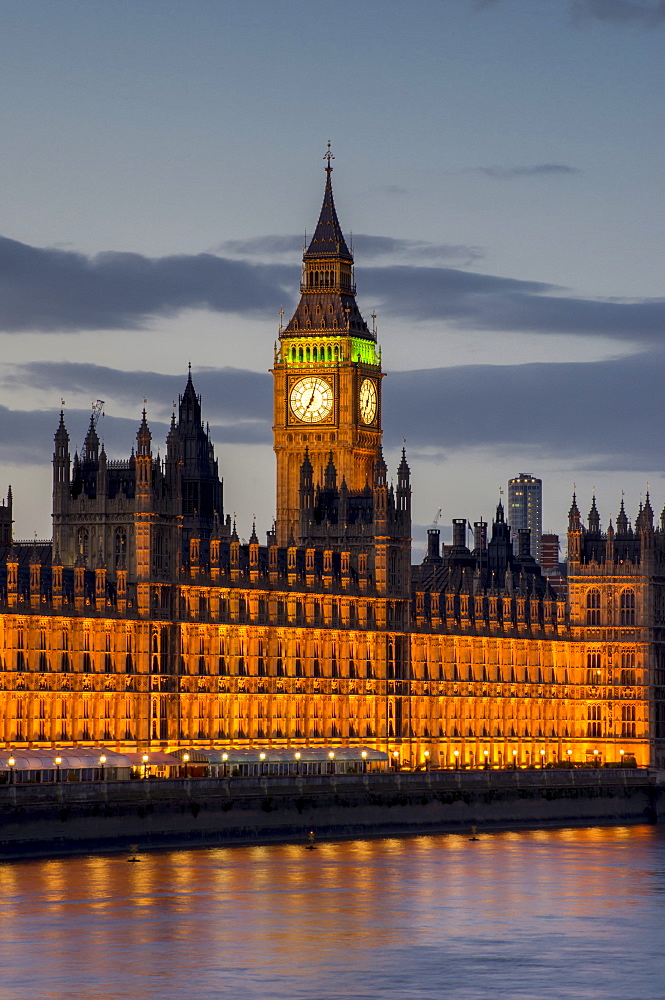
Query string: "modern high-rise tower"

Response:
xmin=508 ymin=473 xmax=542 ymax=563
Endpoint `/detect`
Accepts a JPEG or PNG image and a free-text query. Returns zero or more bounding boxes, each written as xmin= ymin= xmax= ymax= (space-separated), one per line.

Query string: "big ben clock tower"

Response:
xmin=273 ymin=147 xmax=383 ymax=545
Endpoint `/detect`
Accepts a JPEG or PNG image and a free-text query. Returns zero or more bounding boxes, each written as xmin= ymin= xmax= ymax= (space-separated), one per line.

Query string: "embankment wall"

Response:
xmin=1 ymin=769 xmax=662 ymax=859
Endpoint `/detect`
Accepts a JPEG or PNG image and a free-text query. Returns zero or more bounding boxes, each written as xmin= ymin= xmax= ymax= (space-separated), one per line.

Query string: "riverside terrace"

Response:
xmin=0 ymin=743 xmax=637 ymax=784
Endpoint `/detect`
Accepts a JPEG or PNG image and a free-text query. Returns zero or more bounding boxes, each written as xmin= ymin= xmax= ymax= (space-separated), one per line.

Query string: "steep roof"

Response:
xmin=303 ymin=164 xmax=352 ymax=261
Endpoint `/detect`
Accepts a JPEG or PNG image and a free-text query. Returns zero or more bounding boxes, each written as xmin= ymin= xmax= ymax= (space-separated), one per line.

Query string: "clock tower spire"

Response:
xmin=272 ymin=150 xmax=383 ymax=545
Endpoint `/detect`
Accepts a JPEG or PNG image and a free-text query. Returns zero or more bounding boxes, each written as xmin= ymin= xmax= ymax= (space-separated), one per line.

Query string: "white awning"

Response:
xmin=0 ymin=747 xmax=133 ymax=770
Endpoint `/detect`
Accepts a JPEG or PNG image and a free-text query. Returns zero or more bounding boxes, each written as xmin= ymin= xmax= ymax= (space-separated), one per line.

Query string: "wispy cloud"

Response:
xmin=570 ymin=0 xmax=665 ymax=25
xmin=216 ymin=234 xmax=485 ymax=265
xmin=216 ymin=235 xmax=304 ymax=258
xmin=475 ymin=0 xmax=665 ymax=26
xmin=470 ymin=163 xmax=581 ymax=180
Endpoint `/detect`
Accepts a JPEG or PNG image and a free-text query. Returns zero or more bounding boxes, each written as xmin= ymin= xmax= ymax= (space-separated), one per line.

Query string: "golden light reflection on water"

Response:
xmin=0 ymin=825 xmax=664 ymax=999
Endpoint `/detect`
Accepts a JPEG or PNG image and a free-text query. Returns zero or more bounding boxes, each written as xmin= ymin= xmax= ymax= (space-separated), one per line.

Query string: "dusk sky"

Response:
xmin=1 ymin=0 xmax=664 ymax=555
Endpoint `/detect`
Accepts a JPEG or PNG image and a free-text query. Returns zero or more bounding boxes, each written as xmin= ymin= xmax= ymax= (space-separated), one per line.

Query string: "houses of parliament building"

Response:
xmin=1 ymin=160 xmax=664 ymax=770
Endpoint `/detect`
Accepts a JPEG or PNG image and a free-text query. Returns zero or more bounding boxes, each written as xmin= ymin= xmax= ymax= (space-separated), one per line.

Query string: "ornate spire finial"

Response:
xmin=324 ymin=140 xmax=334 ymax=174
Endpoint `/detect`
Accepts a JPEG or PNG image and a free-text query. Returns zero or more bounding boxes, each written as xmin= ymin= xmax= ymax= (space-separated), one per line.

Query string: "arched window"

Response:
xmin=77 ymin=528 xmax=89 ymax=562
xmin=115 ymin=529 xmax=126 ymax=567
xmin=587 ymin=704 xmax=602 ymax=738
xmin=621 ymin=704 xmax=636 ymax=737
xmin=586 ymin=650 xmax=601 ymax=685
xmin=586 ymin=589 xmax=601 ymax=625
xmin=620 ymin=651 xmax=636 ymax=686
xmin=620 ymin=590 xmax=636 ymax=626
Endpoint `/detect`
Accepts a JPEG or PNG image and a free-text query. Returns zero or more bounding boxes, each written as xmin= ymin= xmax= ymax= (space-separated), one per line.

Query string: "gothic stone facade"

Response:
xmin=0 ymin=166 xmax=658 ymax=768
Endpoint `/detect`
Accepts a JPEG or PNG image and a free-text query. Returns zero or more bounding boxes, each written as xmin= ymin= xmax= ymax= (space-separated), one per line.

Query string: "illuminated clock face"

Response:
xmin=290 ymin=376 xmax=334 ymax=423
xmin=359 ymin=378 xmax=377 ymax=424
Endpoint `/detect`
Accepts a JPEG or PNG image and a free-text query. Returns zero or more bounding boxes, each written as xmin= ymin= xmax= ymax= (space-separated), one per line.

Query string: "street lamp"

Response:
xmin=453 ymin=750 xmax=460 ymax=770
xmin=360 ymin=750 xmax=367 ymax=773
xmin=512 ymin=749 xmax=518 ymax=770
xmin=294 ymin=751 xmax=301 ymax=775
xmin=540 ymin=749 xmax=546 ymax=769
xmin=8 ymin=756 xmax=15 ymax=784
xmin=142 ymin=753 xmax=149 ymax=779
xmin=183 ymin=752 xmax=190 ymax=779
xmin=328 ymin=750 xmax=335 ymax=774
xmin=619 ymin=749 xmax=625 ymax=767
xmin=424 ymin=750 xmax=430 ymax=771
xmin=593 ymin=749 xmax=599 ymax=768
xmin=259 ymin=751 xmax=266 ymax=775
xmin=99 ymin=754 xmax=107 ymax=781
xmin=392 ymin=750 xmax=399 ymax=771
xmin=54 ymin=755 xmax=62 ymax=782
xmin=221 ymin=751 xmax=228 ymax=777
xmin=566 ymin=749 xmax=572 ymax=766
xmin=483 ymin=750 xmax=490 ymax=770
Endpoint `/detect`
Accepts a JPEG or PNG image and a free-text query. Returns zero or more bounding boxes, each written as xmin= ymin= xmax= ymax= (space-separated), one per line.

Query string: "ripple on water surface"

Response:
xmin=1 ymin=825 xmax=664 ymax=1000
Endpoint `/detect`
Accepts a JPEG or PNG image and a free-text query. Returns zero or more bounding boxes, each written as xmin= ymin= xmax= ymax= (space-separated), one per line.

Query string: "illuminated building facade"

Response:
xmin=0 ymin=163 xmax=660 ymax=768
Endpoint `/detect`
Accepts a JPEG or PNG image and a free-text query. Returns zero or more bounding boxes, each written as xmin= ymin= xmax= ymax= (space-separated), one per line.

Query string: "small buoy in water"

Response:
xmin=127 ymin=843 xmax=141 ymax=862
xmin=468 ymin=824 xmax=480 ymax=842
xmin=305 ymin=829 xmax=317 ymax=850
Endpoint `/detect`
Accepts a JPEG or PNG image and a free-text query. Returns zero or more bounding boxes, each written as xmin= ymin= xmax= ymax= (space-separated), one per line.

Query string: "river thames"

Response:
xmin=1 ymin=825 xmax=664 ymax=999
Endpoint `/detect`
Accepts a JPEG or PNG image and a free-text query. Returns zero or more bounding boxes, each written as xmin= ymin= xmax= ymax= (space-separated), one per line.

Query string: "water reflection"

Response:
xmin=1 ymin=825 xmax=664 ymax=999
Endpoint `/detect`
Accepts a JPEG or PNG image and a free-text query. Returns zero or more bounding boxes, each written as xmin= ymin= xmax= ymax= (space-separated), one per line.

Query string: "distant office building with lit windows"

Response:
xmin=508 ymin=474 xmax=542 ymax=563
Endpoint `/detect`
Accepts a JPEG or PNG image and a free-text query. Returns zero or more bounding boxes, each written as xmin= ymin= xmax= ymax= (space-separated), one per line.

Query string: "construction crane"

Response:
xmin=91 ymin=400 xmax=105 ymax=428
xmin=431 ymin=507 xmax=442 ymax=528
